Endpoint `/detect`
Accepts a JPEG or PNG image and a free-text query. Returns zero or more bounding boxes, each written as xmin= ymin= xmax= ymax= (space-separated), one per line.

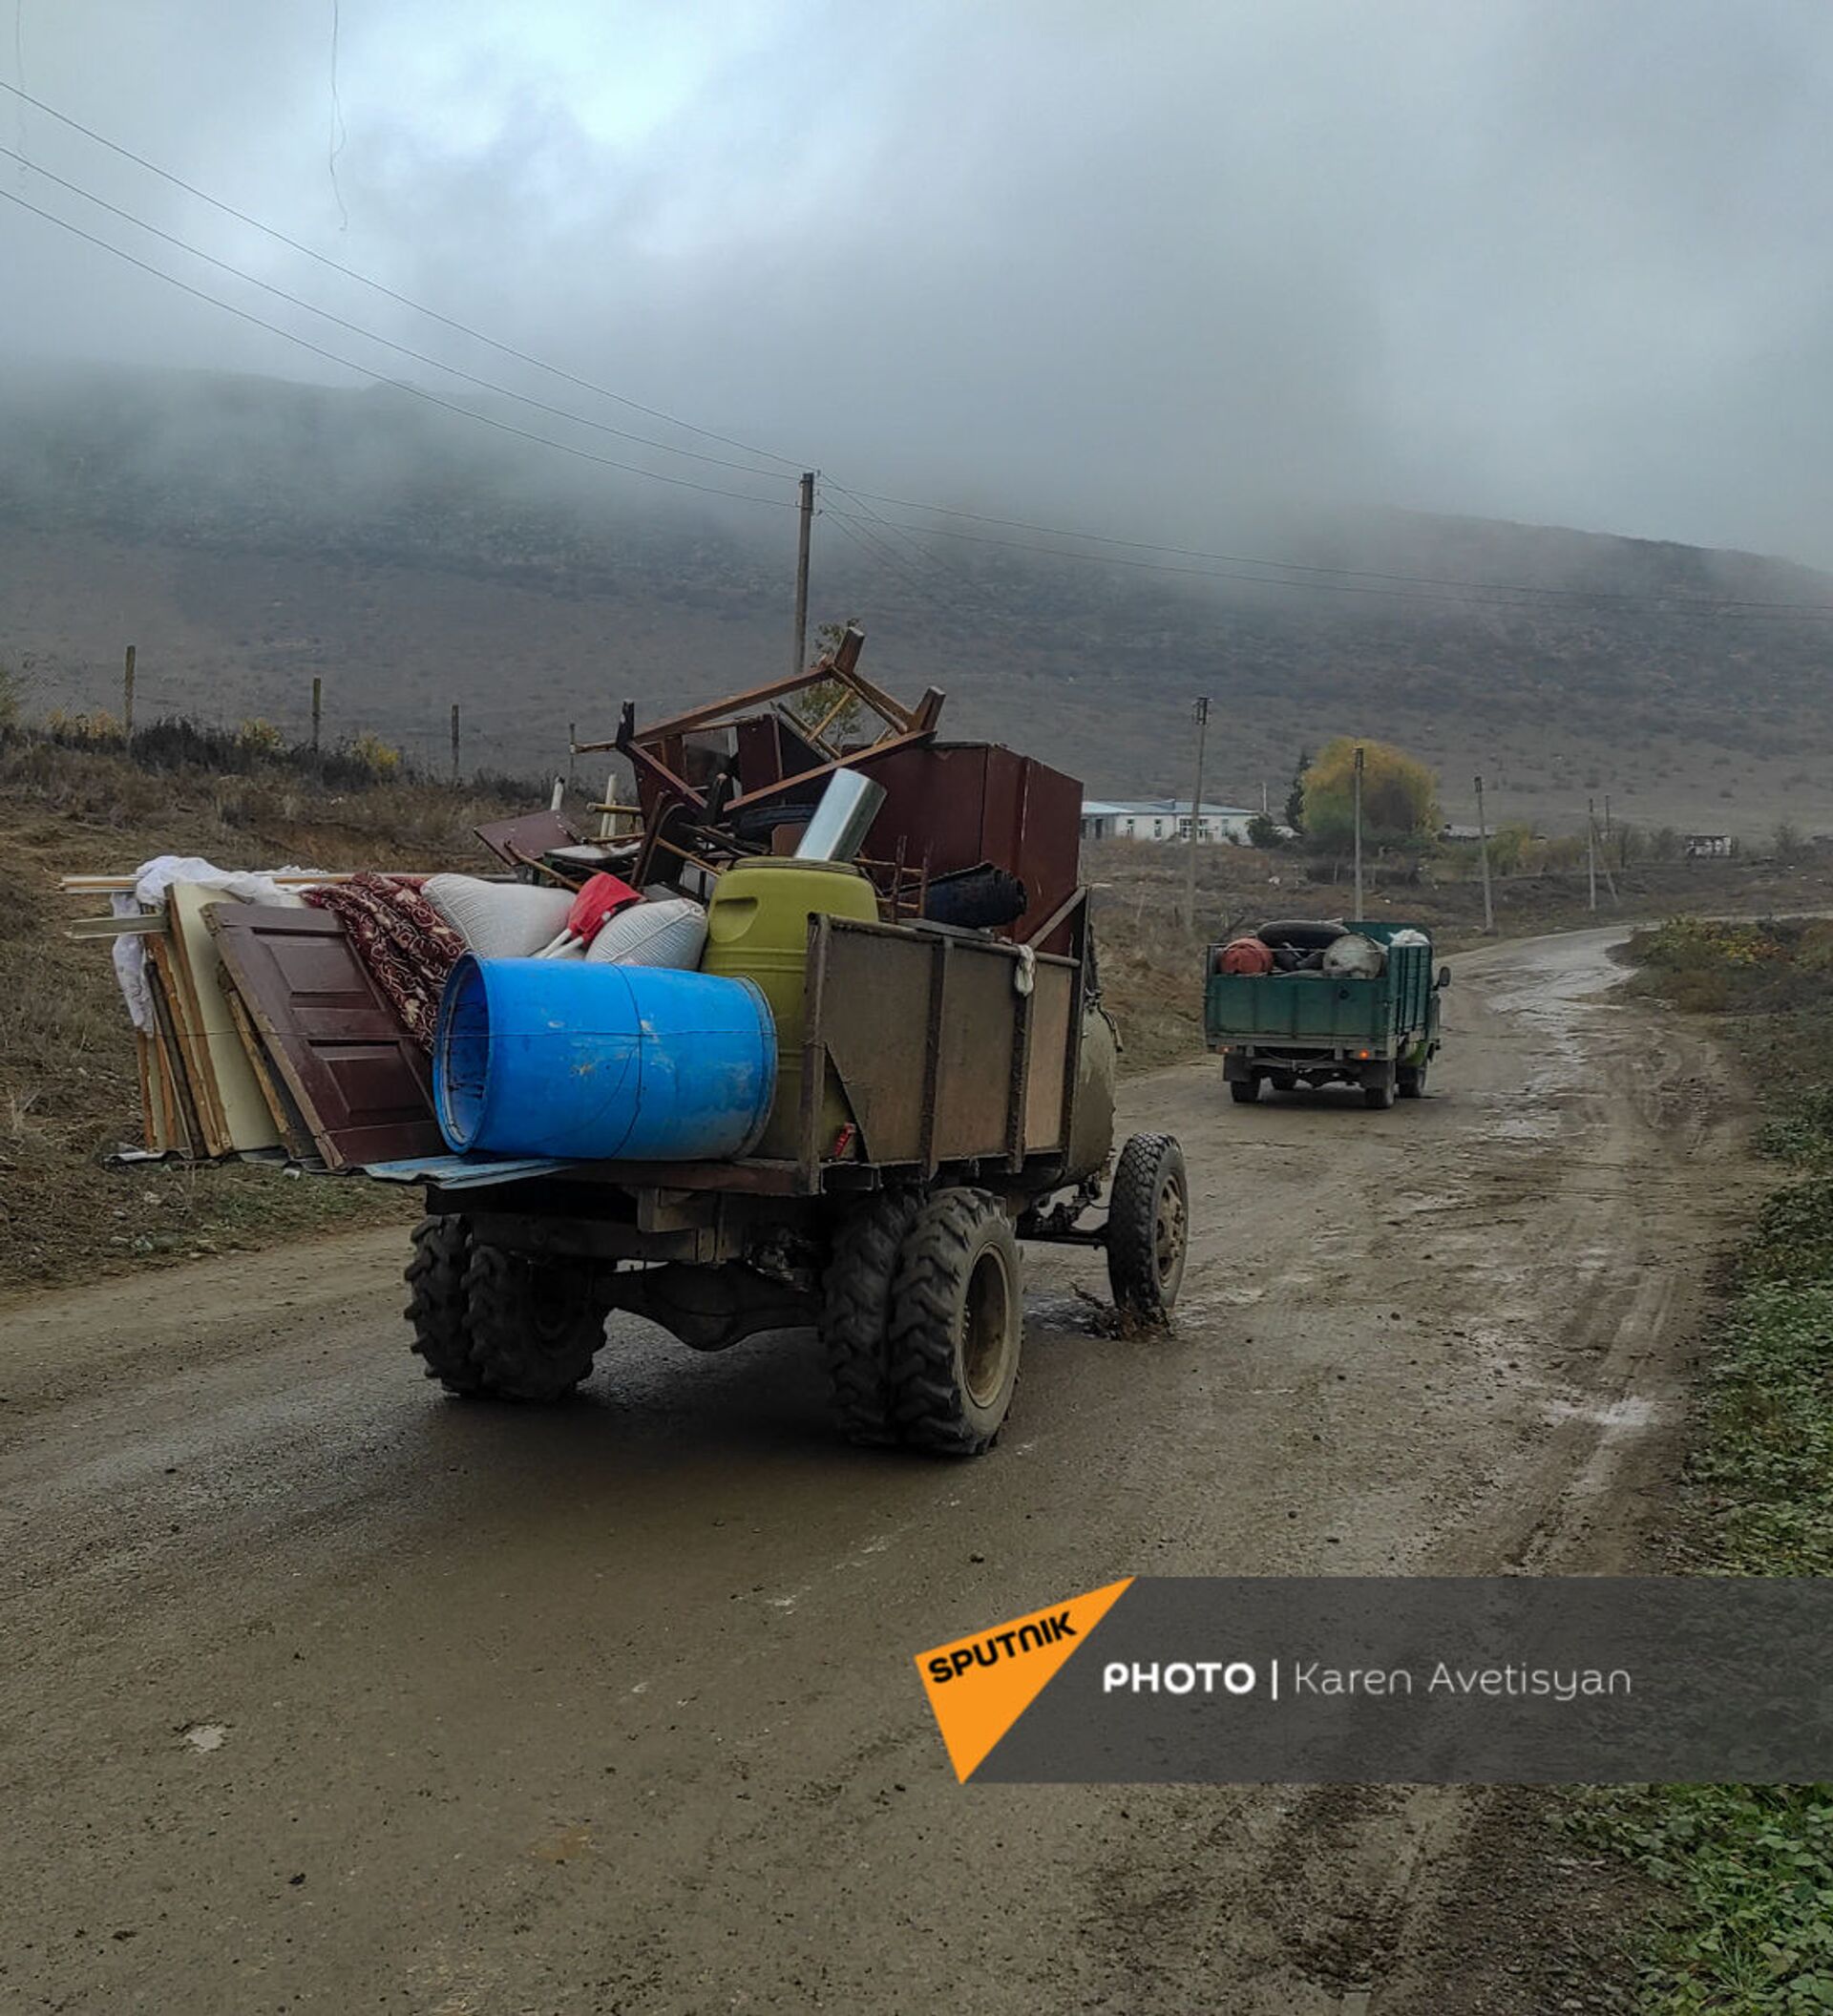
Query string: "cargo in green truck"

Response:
xmin=1203 ymin=918 xmax=1449 ymax=1110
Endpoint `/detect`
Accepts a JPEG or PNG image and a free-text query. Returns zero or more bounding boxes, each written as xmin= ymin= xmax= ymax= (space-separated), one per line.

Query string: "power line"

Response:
xmin=0 ymin=74 xmax=803 ymax=474
xmin=0 ymin=144 xmax=790 ymax=480
xmin=6 ymin=75 xmax=1832 ymax=624
xmin=0 ymin=183 xmax=796 ymax=511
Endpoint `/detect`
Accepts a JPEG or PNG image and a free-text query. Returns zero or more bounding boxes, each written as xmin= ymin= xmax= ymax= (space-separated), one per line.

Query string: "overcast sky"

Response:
xmin=6 ymin=0 xmax=1833 ymax=562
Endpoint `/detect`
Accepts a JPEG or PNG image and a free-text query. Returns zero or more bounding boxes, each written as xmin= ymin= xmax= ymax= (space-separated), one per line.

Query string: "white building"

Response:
xmin=1081 ymin=797 xmax=1266 ymax=844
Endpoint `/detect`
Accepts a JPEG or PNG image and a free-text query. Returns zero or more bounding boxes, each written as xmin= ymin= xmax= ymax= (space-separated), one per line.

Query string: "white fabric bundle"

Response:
xmin=112 ymin=854 xmax=316 ymax=1033
xmin=423 ymin=875 xmax=577 ymax=958
xmin=1320 ymin=933 xmax=1386 ymax=978
xmin=584 ymin=896 xmax=708 ymax=969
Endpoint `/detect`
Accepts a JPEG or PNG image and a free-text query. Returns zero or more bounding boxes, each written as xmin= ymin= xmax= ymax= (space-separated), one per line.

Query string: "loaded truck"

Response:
xmin=1205 ymin=917 xmax=1449 ymax=1109
xmin=388 ymin=861 xmax=1189 ymax=1458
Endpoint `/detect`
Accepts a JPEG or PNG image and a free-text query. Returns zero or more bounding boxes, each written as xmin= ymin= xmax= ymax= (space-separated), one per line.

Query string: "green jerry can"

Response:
xmin=700 ymin=857 xmax=880 ymax=1160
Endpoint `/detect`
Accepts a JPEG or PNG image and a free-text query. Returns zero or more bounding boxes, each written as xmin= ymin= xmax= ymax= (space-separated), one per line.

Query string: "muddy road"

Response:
xmin=1 ymin=927 xmax=1757 ymax=2013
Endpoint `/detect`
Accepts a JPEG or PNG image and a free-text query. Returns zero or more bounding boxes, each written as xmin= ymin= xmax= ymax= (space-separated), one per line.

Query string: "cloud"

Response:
xmin=5 ymin=0 xmax=1833 ymax=559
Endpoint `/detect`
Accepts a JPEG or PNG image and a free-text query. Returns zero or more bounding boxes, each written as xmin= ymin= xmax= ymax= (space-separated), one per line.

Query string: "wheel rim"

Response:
xmin=1153 ymin=1174 xmax=1188 ymax=1289
xmin=961 ymin=1247 xmax=1014 ymax=1407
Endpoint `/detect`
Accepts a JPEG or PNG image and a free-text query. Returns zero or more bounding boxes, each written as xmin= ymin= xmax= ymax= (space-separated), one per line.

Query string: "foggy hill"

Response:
xmin=4 ymin=366 xmax=1832 ymax=837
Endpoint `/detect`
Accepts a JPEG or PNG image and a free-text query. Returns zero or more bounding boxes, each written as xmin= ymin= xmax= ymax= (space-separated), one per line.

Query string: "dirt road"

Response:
xmin=1 ymin=927 xmax=1758 ymax=2014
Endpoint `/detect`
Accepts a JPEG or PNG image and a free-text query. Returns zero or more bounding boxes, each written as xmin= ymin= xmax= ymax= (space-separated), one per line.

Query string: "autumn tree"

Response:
xmin=1299 ymin=737 xmax=1441 ymax=851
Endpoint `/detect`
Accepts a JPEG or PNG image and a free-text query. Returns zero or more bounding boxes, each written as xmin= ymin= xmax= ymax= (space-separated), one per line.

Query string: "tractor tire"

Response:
xmin=1106 ymin=1132 xmax=1189 ymax=1323
xmin=461 ymin=1242 xmax=606 ymax=1402
xmin=1398 ymin=1059 xmax=1429 ymax=1099
xmin=887 ymin=1188 xmax=1023 ymax=1457
xmin=1230 ymin=1079 xmax=1260 ymax=1104
xmin=405 ymin=1214 xmax=485 ymax=1394
xmin=821 ymin=1189 xmax=924 ymax=1446
xmin=1364 ymin=1078 xmax=1397 ymax=1110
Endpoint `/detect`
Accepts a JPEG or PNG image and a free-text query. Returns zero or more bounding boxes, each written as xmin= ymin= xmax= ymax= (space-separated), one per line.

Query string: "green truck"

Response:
xmin=1203 ymin=919 xmax=1449 ymax=1109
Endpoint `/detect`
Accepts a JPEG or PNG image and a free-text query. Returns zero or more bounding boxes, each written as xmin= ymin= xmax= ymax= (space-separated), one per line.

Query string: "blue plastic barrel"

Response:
xmin=433 ymin=955 xmax=777 ymax=1162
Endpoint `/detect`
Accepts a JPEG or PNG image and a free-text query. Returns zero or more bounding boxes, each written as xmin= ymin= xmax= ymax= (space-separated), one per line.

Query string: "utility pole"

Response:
xmin=310 ymin=676 xmax=323 ymax=755
xmin=450 ymin=703 xmax=461 ymax=786
xmin=1182 ymin=696 xmax=1210 ymax=932
xmin=1475 ymin=772 xmax=1495 ymax=935
xmin=1353 ymin=743 xmax=1365 ymax=923
xmin=1587 ymin=796 xmax=1598 ymax=912
xmin=122 ymin=643 xmax=136 ymax=741
xmin=567 ymin=721 xmax=577 ymax=798
xmin=1593 ymin=805 xmax=1619 ymax=905
xmin=790 ymin=472 xmax=815 ymax=679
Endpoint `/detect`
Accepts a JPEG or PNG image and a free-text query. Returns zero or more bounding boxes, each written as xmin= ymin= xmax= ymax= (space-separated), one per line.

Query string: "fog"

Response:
xmin=6 ymin=0 xmax=1833 ymax=564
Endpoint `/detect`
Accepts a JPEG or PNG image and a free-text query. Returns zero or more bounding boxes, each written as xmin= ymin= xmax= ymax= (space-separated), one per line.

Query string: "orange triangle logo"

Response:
xmin=915 ymin=1579 xmax=1134 ymax=1782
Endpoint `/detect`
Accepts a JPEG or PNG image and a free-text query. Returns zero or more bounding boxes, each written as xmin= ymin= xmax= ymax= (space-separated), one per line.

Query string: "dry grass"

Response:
xmin=0 ymin=732 xmax=551 ymax=1292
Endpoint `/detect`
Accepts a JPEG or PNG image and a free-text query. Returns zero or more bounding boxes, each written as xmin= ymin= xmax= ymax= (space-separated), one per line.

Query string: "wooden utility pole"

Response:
xmin=1182 ymin=696 xmax=1211 ymax=932
xmin=1353 ymin=743 xmax=1365 ymax=923
xmin=122 ymin=644 xmax=136 ymax=740
xmin=450 ymin=703 xmax=461 ymax=785
xmin=1587 ymin=796 xmax=1598 ymax=912
xmin=310 ymin=676 xmax=323 ymax=755
xmin=1475 ymin=772 xmax=1495 ymax=934
xmin=790 ymin=472 xmax=815 ymax=678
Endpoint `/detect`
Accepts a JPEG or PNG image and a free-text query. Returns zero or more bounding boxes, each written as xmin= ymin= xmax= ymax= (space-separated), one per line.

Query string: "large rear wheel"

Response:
xmin=462 ymin=1243 xmax=607 ymax=1401
xmin=405 ymin=1214 xmax=484 ymax=1394
xmin=1106 ymin=1132 xmax=1189 ymax=1323
xmin=888 ymin=1189 xmax=1023 ymax=1457
xmin=1398 ymin=1058 xmax=1429 ymax=1099
xmin=1229 ymin=1078 xmax=1259 ymax=1104
xmin=821 ymin=1189 xmax=924 ymax=1445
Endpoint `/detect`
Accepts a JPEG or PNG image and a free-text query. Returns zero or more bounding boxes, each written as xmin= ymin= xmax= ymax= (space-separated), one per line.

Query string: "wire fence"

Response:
xmin=5 ymin=653 xmax=573 ymax=792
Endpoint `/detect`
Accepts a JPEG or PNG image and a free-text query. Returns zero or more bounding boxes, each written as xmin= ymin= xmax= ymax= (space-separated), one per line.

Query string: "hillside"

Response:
xmin=6 ymin=366 xmax=1833 ymax=838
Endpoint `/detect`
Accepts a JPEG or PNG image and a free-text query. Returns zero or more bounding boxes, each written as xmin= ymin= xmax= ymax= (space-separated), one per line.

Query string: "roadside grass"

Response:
xmin=0 ymin=730 xmax=539 ymax=1291
xmin=1570 ymin=918 xmax=1833 ymax=2012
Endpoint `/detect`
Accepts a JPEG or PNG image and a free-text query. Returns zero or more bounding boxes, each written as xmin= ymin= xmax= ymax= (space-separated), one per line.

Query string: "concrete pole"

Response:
xmin=791 ymin=472 xmax=814 ymax=679
xmin=1587 ymin=796 xmax=1598 ymax=912
xmin=1182 ymin=696 xmax=1210 ymax=933
xmin=1353 ymin=743 xmax=1365 ymax=923
xmin=1475 ymin=772 xmax=1494 ymax=935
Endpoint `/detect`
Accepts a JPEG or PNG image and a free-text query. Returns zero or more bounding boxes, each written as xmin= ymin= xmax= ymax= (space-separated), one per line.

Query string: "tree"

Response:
xmin=1246 ymin=812 xmax=1281 ymax=850
xmin=1283 ymin=748 xmax=1310 ymax=833
xmin=790 ymin=619 xmax=864 ymax=744
xmin=1775 ymin=819 xmax=1805 ymax=864
xmin=1299 ymin=738 xmax=1441 ymax=851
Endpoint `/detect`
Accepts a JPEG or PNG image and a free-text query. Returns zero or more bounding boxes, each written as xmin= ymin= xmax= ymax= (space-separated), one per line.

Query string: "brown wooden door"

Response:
xmin=208 ymin=907 xmax=445 ymax=1170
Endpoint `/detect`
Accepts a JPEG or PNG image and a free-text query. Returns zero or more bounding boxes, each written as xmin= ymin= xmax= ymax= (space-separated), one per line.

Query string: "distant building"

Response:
xmin=1082 ymin=797 xmax=1267 ymax=844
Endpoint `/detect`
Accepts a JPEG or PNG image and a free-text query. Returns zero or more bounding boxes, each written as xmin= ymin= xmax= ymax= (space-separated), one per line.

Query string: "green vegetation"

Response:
xmin=1572 ymin=917 xmax=1833 ymax=2010
xmin=1299 ymin=736 xmax=1441 ymax=850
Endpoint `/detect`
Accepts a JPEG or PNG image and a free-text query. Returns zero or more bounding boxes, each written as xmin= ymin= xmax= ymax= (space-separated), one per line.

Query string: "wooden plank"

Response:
xmin=143 ymin=960 xmax=202 ymax=1158
xmin=207 ymin=906 xmax=443 ymax=1171
xmin=221 ymin=979 xmax=315 ymax=1160
xmin=169 ymin=886 xmax=283 ymax=1153
xmin=64 ymin=913 xmax=169 ymax=940
xmin=59 ymin=872 xmax=358 ymax=893
xmin=135 ymin=1030 xmax=158 ymax=1152
xmin=147 ymin=931 xmax=227 ymax=1155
